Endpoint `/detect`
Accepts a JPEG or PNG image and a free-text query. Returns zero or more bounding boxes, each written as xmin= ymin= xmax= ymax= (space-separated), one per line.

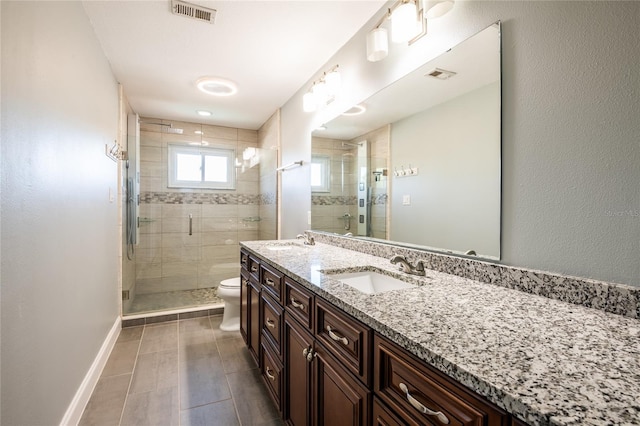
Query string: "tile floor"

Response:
xmin=80 ymin=314 xmax=282 ymax=426
xmin=124 ymin=288 xmax=223 ymax=316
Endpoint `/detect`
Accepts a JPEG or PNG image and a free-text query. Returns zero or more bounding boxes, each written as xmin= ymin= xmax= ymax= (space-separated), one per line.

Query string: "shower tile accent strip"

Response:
xmin=311 ymin=194 xmax=388 ymax=206
xmin=311 ymin=195 xmax=357 ymax=206
xmin=141 ymin=191 xmax=260 ymax=205
xmin=308 ymin=231 xmax=640 ymax=319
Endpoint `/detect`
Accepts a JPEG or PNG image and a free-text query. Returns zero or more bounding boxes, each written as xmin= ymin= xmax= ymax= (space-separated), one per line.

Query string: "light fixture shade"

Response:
xmin=425 ymin=0 xmax=454 ymax=19
xmin=391 ymin=2 xmax=419 ymax=43
xmin=196 ymin=77 xmax=238 ymax=96
xmin=366 ymin=28 xmax=388 ymax=62
xmin=303 ymin=91 xmax=316 ymax=112
xmin=325 ymin=69 xmax=341 ymax=99
xmin=312 ymin=80 xmax=327 ymax=106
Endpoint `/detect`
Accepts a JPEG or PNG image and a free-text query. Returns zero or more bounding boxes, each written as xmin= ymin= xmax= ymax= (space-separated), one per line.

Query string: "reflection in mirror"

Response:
xmin=311 ymin=22 xmax=501 ymax=259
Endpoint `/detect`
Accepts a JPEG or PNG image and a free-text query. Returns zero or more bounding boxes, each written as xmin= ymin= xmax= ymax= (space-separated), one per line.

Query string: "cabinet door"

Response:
xmin=240 ymin=272 xmax=250 ymax=344
xmin=284 ymin=313 xmax=314 ymax=426
xmin=314 ymin=343 xmax=370 ymax=426
xmin=248 ymin=280 xmax=261 ymax=365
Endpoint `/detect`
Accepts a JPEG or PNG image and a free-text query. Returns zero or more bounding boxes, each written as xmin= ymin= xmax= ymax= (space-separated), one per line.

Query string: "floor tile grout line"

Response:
xmin=211 ymin=315 xmax=245 ymax=426
xmin=117 ymin=324 xmax=144 ymax=426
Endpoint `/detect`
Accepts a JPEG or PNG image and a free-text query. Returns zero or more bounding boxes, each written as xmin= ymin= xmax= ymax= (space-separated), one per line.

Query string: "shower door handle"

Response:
xmin=189 ymin=214 xmax=193 ymax=236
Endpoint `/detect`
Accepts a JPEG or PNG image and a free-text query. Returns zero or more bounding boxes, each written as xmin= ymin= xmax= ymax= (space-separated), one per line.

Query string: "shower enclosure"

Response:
xmin=310 ymin=125 xmax=389 ymax=239
xmin=121 ymin=115 xmax=278 ymax=316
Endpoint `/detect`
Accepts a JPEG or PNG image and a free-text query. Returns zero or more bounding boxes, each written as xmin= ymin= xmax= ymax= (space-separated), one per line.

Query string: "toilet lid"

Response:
xmin=219 ymin=277 xmax=241 ymax=289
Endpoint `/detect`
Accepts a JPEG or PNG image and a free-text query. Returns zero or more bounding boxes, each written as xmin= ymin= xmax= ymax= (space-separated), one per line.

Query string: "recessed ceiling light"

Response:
xmin=341 ymin=104 xmax=366 ymax=116
xmin=196 ymin=77 xmax=238 ymax=96
xmin=196 ymin=110 xmax=212 ymax=116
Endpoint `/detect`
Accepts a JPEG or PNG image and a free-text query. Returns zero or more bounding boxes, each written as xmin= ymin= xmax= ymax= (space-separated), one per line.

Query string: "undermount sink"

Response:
xmin=323 ymin=268 xmax=415 ymax=294
xmin=265 ymin=242 xmax=306 ymax=251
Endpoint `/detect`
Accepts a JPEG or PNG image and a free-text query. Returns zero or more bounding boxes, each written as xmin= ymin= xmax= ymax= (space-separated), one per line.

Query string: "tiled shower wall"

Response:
xmin=311 ymin=124 xmax=389 ymax=238
xmin=134 ymin=118 xmax=265 ymax=295
xmin=311 ymin=136 xmax=357 ymax=235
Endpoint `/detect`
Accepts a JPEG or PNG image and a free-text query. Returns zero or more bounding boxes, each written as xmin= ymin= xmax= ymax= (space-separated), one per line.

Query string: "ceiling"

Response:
xmin=82 ymin=0 xmax=386 ymax=130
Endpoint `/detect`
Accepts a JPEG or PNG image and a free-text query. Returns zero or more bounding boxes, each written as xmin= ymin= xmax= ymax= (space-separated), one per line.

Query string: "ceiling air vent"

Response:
xmin=171 ymin=0 xmax=216 ymax=24
xmin=425 ymin=68 xmax=457 ymax=80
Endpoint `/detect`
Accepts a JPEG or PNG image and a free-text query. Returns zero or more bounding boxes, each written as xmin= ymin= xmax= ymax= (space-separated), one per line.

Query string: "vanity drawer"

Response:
xmin=261 ymin=263 xmax=283 ymax=302
xmin=261 ymin=292 xmax=283 ymax=358
xmin=240 ymin=250 xmax=250 ymax=271
xmin=315 ymin=298 xmax=372 ymax=386
xmin=284 ymin=277 xmax=314 ymax=331
xmin=374 ymin=335 xmax=508 ymax=426
xmin=248 ymin=255 xmax=261 ymax=279
xmin=260 ymin=340 xmax=283 ymax=412
xmin=373 ymin=396 xmax=407 ymax=426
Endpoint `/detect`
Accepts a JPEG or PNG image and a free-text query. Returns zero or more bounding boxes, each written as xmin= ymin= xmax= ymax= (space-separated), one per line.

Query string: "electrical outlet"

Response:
xmin=402 ymin=195 xmax=411 ymax=205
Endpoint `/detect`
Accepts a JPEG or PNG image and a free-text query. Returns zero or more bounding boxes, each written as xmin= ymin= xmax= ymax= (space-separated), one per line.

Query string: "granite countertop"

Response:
xmin=240 ymin=240 xmax=640 ymax=426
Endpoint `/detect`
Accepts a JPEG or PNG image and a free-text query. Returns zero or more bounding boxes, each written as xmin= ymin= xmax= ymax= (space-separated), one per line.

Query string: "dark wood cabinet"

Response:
xmin=372 ymin=395 xmax=406 ymax=426
xmin=374 ymin=334 xmax=509 ymax=426
xmin=315 ymin=298 xmax=371 ymax=387
xmin=314 ymin=343 xmax=370 ymax=426
xmin=241 ymin=250 xmax=517 ymax=426
xmin=284 ymin=312 xmax=314 ymax=426
xmin=261 ymin=340 xmax=283 ymax=412
xmin=261 ymin=291 xmax=283 ymax=360
xmin=261 ymin=263 xmax=284 ymax=303
xmin=240 ymin=270 xmax=250 ymax=343
xmin=284 ymin=311 xmax=371 ymax=426
xmin=248 ymin=279 xmax=261 ymax=365
xmin=285 ymin=276 xmax=314 ymax=330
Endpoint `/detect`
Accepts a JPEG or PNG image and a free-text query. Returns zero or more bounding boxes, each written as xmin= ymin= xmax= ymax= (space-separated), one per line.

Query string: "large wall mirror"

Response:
xmin=311 ymin=22 xmax=501 ymax=260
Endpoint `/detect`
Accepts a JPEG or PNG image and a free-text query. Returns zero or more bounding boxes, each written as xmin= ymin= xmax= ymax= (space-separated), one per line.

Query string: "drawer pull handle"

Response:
xmin=302 ymin=347 xmax=315 ymax=362
xmin=242 ymin=278 xmax=249 ymax=287
xmin=251 ymin=265 xmax=258 ymax=272
xmin=398 ymin=383 xmax=449 ymax=425
xmin=265 ymin=278 xmax=275 ymax=286
xmin=326 ymin=326 xmax=349 ymax=345
xmin=265 ymin=366 xmax=276 ymax=381
xmin=266 ymin=318 xmax=276 ymax=329
xmin=241 ymin=258 xmax=247 ymax=265
xmin=290 ymin=298 xmax=305 ymax=311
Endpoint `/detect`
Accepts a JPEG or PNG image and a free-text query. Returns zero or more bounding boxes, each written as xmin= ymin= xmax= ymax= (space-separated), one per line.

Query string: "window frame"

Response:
xmin=168 ymin=144 xmax=236 ymax=190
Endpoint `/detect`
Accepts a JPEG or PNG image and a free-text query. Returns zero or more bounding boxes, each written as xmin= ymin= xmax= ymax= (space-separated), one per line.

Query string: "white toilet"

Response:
xmin=217 ymin=277 xmax=241 ymax=331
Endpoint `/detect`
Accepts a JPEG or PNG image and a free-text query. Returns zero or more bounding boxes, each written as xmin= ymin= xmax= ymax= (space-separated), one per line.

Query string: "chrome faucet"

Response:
xmin=390 ymin=255 xmax=426 ymax=276
xmin=296 ymin=233 xmax=315 ymax=245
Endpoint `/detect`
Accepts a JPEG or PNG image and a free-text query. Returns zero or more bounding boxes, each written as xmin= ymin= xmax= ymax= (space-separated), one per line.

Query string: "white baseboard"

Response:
xmin=60 ymin=316 xmax=121 ymax=426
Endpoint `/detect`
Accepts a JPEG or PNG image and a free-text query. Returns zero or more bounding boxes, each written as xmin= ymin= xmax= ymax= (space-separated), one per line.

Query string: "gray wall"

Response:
xmin=391 ymin=82 xmax=501 ymax=258
xmin=1 ymin=2 xmax=120 ymax=424
xmin=280 ymin=1 xmax=640 ymax=286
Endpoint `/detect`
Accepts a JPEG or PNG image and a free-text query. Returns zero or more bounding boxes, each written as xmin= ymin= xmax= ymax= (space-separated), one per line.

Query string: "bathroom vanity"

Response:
xmin=239 ymin=239 xmax=640 ymax=426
